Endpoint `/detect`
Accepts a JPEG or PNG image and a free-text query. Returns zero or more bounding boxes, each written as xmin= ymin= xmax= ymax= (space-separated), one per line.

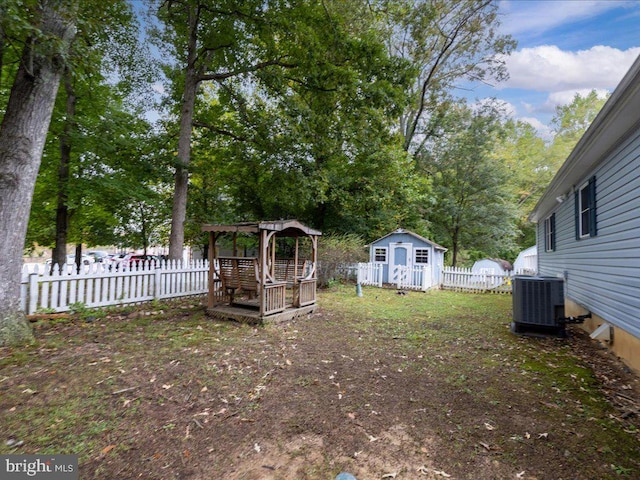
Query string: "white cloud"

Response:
xmin=498 ymin=0 xmax=635 ymax=36
xmin=519 ymin=116 xmax=554 ymax=141
xmin=472 ymin=98 xmax=517 ymax=118
xmin=499 ymin=45 xmax=640 ymax=92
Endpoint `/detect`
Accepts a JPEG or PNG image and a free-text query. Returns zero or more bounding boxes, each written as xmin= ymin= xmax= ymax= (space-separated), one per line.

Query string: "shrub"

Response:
xmin=317 ymin=234 xmax=368 ymax=287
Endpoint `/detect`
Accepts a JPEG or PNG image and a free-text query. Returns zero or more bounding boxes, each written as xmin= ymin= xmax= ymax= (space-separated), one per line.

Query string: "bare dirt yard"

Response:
xmin=1 ymin=286 xmax=639 ymax=479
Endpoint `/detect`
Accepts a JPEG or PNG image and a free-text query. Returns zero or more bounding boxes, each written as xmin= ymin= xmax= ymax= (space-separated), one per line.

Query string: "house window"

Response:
xmin=373 ymin=247 xmax=387 ymax=263
xmin=415 ymin=248 xmax=429 ymax=264
xmin=575 ymin=176 xmax=597 ymax=239
xmin=544 ymin=213 xmax=555 ymax=252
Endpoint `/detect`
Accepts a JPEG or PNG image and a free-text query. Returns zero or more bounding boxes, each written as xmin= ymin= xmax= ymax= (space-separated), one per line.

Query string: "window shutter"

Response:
xmin=551 ymin=213 xmax=556 ymax=250
xmin=574 ymin=190 xmax=580 ymax=240
xmin=588 ymin=176 xmax=597 ymax=236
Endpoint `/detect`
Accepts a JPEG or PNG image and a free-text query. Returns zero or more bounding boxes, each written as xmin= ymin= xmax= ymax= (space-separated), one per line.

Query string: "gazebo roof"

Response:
xmin=202 ymin=219 xmax=322 ymax=237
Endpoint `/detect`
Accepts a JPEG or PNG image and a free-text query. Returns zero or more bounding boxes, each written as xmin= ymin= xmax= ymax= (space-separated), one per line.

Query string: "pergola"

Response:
xmin=201 ymin=220 xmax=321 ymax=322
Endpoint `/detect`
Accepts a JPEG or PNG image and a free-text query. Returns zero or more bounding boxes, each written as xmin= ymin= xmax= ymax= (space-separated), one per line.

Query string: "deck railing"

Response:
xmin=295 ymin=278 xmax=317 ymax=307
xmin=262 ymin=282 xmax=286 ymax=315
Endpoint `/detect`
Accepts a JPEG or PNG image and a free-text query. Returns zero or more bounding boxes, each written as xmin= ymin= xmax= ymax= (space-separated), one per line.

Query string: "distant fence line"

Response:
xmin=440 ymin=266 xmax=518 ymax=294
xmin=351 ymin=262 xmax=534 ymax=294
xmin=20 ymin=260 xmax=209 ymax=314
xmin=20 ymin=259 xmax=535 ymax=314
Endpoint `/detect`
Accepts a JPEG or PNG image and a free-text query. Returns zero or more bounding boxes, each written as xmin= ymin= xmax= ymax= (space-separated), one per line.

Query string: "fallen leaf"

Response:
xmin=516 ymin=471 xmax=525 ymax=478
xmin=368 ymin=435 xmax=379 ymax=442
xmin=433 ymin=469 xmax=451 ymax=478
xmin=254 ymin=443 xmax=261 ymax=453
xmin=347 ymin=412 xmax=356 ymax=420
xmin=201 ymin=386 xmax=208 ymax=392
xmin=484 ymin=422 xmax=495 ymax=431
xmin=538 ymin=432 xmax=549 ymax=439
xmin=101 ymin=445 xmax=116 ymax=455
xmin=162 ymin=384 xmax=173 ymax=390
xmin=285 ymin=359 xmax=292 ymax=366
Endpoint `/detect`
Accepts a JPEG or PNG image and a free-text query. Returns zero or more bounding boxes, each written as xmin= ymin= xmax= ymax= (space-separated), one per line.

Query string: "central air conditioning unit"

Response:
xmin=512 ymin=276 xmax=566 ymax=337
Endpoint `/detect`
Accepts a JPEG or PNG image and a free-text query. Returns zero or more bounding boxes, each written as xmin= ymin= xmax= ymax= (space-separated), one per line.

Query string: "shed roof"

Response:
xmin=530 ymin=53 xmax=640 ymax=222
xmin=201 ymin=219 xmax=322 ymax=237
xmin=474 ymin=258 xmax=513 ymax=271
xmin=370 ymin=228 xmax=447 ymax=251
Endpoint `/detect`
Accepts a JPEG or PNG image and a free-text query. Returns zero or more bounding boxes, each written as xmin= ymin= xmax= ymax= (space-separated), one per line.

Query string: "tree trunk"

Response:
xmin=74 ymin=243 xmax=82 ymax=274
xmin=168 ymin=5 xmax=199 ymax=262
xmin=451 ymin=225 xmax=460 ymax=267
xmin=0 ymin=2 xmax=76 ymax=346
xmin=52 ymin=69 xmax=76 ymax=272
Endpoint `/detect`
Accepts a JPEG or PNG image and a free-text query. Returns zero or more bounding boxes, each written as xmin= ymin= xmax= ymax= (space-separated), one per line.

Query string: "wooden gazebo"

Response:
xmin=201 ymin=220 xmax=321 ymax=323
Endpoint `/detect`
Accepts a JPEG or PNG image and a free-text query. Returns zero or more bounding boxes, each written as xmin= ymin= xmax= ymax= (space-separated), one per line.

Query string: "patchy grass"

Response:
xmin=0 ymin=287 xmax=638 ymax=479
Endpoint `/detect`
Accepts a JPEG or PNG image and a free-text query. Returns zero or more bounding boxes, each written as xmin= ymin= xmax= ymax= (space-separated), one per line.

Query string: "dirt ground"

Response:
xmin=1 ymin=287 xmax=639 ymax=479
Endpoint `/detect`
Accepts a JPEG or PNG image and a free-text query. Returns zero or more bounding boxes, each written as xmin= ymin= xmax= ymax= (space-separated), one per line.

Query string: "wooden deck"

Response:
xmin=206 ymin=303 xmax=317 ymax=324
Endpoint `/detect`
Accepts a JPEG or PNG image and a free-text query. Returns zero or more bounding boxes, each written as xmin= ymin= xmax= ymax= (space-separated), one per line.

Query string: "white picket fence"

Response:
xmin=20 ymin=260 xmax=209 ymax=314
xmin=356 ymin=263 xmax=433 ymax=291
xmin=357 ymin=263 xmax=383 ymax=287
xmin=440 ymin=266 xmax=521 ymax=294
xmin=355 ymin=263 xmax=532 ymax=294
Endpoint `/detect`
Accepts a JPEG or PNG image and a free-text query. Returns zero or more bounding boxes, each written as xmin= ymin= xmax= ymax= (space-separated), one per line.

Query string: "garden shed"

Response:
xmin=470 ymin=258 xmax=513 ymax=289
xmin=513 ymin=245 xmax=537 ymax=274
xmin=472 ymin=258 xmax=513 ymax=276
xmin=368 ymin=228 xmax=446 ymax=288
xmin=201 ymin=220 xmax=321 ymax=323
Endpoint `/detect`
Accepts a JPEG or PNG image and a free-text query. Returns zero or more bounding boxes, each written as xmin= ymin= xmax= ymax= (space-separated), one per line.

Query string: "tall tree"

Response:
xmin=492 ymin=119 xmax=549 ymax=247
xmin=0 ymin=0 xmax=77 ymax=345
xmin=44 ymin=1 xmax=151 ymax=270
xmin=386 ymin=0 xmax=515 ymax=155
xmin=421 ymin=101 xmax=519 ymax=265
xmin=27 ymin=87 xmax=162 ymax=253
xmin=150 ymin=0 xmax=298 ymax=260
xmin=170 ymin=1 xmax=422 ymax=241
xmin=547 ymin=90 xmax=608 ymax=171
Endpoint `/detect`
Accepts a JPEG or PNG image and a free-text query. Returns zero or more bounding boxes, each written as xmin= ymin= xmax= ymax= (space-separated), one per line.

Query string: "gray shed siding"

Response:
xmin=537 ymin=127 xmax=640 ymax=339
xmin=370 ymin=232 xmax=445 ymax=285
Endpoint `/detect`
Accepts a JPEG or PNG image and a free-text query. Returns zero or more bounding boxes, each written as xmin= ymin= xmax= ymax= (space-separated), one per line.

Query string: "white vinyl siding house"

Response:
xmin=544 ymin=214 xmax=555 ymax=252
xmin=530 ymin=54 xmax=640 ymax=373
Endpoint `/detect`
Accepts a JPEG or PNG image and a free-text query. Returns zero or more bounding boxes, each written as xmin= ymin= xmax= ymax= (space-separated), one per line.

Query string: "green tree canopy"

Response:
xmin=419 ymin=101 xmax=519 ymax=265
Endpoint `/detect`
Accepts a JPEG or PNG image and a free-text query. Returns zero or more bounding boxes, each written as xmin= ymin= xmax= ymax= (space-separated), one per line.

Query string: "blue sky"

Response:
xmin=468 ymin=0 xmax=640 ymax=138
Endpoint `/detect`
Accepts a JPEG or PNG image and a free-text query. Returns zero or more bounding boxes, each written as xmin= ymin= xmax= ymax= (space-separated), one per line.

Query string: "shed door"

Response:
xmin=389 ymin=243 xmax=411 ymax=284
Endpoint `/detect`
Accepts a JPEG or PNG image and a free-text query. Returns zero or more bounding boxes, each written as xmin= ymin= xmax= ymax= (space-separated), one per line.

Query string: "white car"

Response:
xmin=45 ymin=254 xmax=95 ymax=271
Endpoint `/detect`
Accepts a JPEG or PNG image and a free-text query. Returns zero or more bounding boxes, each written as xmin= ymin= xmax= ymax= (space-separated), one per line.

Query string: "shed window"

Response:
xmin=575 ymin=176 xmax=597 ymax=239
xmin=544 ymin=213 xmax=555 ymax=252
xmin=414 ymin=249 xmax=429 ymax=264
xmin=373 ymin=247 xmax=387 ymax=263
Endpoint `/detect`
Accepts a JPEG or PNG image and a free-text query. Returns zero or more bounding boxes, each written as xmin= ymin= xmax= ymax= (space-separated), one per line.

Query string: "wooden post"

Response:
xmin=259 ymin=230 xmax=268 ymax=316
xmin=207 ymin=232 xmax=215 ymax=309
xmin=271 ymin=234 xmax=276 ymax=279
xmin=294 ymin=237 xmax=299 ymax=278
